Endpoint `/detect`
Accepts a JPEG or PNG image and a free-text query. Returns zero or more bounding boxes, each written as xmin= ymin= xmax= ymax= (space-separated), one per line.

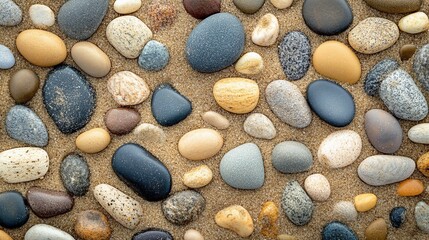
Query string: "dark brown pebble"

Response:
xmin=183 ymin=0 xmax=221 ymax=19
xmin=9 ymin=69 xmax=40 ymax=103
xmin=104 ymin=108 xmax=141 ymax=135
xmin=75 ymin=210 xmax=111 ymax=240
xmin=400 ymin=44 xmax=417 ymax=61
xmin=26 ymin=186 xmax=74 ymax=218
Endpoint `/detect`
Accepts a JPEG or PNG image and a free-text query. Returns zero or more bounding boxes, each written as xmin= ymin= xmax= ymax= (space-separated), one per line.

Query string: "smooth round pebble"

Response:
xmin=365 ymin=218 xmax=387 ymax=240
xmin=201 ymin=111 xmax=230 ymax=130
xmin=26 ymin=187 xmax=73 ymax=218
xmin=271 ymin=141 xmax=313 ymax=174
xmin=415 ymin=201 xmax=429 ymax=233
xmin=0 ymin=191 xmax=29 ymax=229
xmin=0 ymin=0 xmax=22 ymax=26
xmin=281 ymin=181 xmax=314 ymax=226
xmin=235 ymin=52 xmax=264 ymax=75
xmin=133 ymin=123 xmax=166 ymax=143
xmin=215 ymin=205 xmax=254 ymax=237
xmin=162 ymin=190 xmax=205 ymax=225
xmin=399 ymin=12 xmax=429 ymax=34
xmin=76 ymin=128 xmax=111 ymax=154
xmin=271 ymin=0 xmax=293 ymax=9
xmin=29 ymin=4 xmax=55 ymax=28
xmin=304 ymin=174 xmax=330 ymax=201
xmin=71 ymin=41 xmax=111 ymax=78
xmin=400 ymin=44 xmax=417 ymax=61
xmin=213 ymin=78 xmax=259 ymax=114
xmin=105 ymin=108 xmax=141 ymax=135
xmin=397 ymin=179 xmax=424 ymax=196
xmin=24 ymin=224 xmax=74 ymax=240
xmin=318 ymin=130 xmax=362 ymax=168
xmin=278 ymin=31 xmax=311 ymax=80
xmin=354 ymin=193 xmax=377 ymax=212
xmin=364 ymin=58 xmax=399 ymax=96
xmin=184 ymin=229 xmax=204 ymax=240
xmin=244 ymin=113 xmax=276 ymax=140
xmin=108 ymin=71 xmax=150 ymax=106
xmin=390 ymin=207 xmax=406 ymax=228
xmin=138 ymin=40 xmax=169 ymax=71
xmin=114 ymin=0 xmax=141 ymax=14
xmin=75 ymin=210 xmax=111 ymax=240
xmin=258 ymin=201 xmax=279 ymax=237
xmin=183 ymin=165 xmax=213 ymax=188
xmin=178 ymin=128 xmax=223 ymax=160
xmin=0 ymin=44 xmax=14 ymax=69
xmin=233 ymin=0 xmax=264 ymax=14
xmin=333 ymin=201 xmax=358 ymax=222
xmin=183 ymin=0 xmax=220 ymax=19
xmin=9 ymin=69 xmax=39 ymax=103
xmin=60 ymin=154 xmax=90 ymax=196
xmin=252 ymin=13 xmax=279 ymax=47
xmin=322 ymin=221 xmax=358 ymax=240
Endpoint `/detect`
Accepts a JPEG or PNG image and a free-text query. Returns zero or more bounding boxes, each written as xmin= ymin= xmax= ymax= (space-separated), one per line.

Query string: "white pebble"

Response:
xmin=29 ymin=4 xmax=55 ymax=28
xmin=235 ymin=52 xmax=264 ymax=75
xmin=399 ymin=12 xmax=429 ymax=34
xmin=184 ymin=229 xmax=204 ymax=240
xmin=24 ymin=224 xmax=74 ymax=240
xmin=114 ymin=0 xmax=142 ymax=14
xmin=408 ymin=123 xmax=429 ymax=144
xmin=252 ymin=13 xmax=279 ymax=47
xmin=304 ymin=173 xmax=331 ymax=201
xmin=333 ymin=201 xmax=358 ymax=222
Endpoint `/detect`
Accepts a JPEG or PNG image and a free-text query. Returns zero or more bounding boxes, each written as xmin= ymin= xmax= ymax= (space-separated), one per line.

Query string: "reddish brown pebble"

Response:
xmin=147 ymin=0 xmax=177 ymax=31
xmin=104 ymin=108 xmax=141 ymax=135
xmin=9 ymin=69 xmax=40 ymax=103
xmin=26 ymin=186 xmax=74 ymax=218
xmin=183 ymin=0 xmax=221 ymax=19
xmin=75 ymin=210 xmax=111 ymax=240
xmin=400 ymin=44 xmax=417 ymax=61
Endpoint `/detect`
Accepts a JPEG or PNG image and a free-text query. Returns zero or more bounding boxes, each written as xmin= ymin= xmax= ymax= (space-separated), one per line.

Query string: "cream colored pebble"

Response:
xmin=252 ymin=13 xmax=279 ymax=46
xmin=271 ymin=0 xmax=293 ymax=9
xmin=184 ymin=229 xmax=204 ymax=240
xmin=183 ymin=165 xmax=213 ymax=188
xmin=114 ymin=0 xmax=142 ymax=14
xmin=399 ymin=12 xmax=429 ymax=34
xmin=235 ymin=52 xmax=264 ymax=75
xmin=201 ymin=111 xmax=230 ymax=130
xmin=215 ymin=205 xmax=254 ymax=237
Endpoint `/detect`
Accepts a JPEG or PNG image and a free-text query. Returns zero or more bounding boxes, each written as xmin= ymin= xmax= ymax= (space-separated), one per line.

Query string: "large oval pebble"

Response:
xmin=278 ymin=31 xmax=311 ymax=80
xmin=363 ymin=0 xmax=422 ymax=13
xmin=365 ymin=109 xmax=402 ymax=154
xmin=281 ymin=181 xmax=314 ymax=226
xmin=178 ymin=128 xmax=223 ymax=160
xmin=71 ymin=41 xmax=111 ymax=78
xmin=318 ymin=130 xmax=362 ymax=168
xmin=24 ymin=224 xmax=74 ymax=240
xmin=409 ymin=123 xmax=429 ymax=144
xmin=213 ymin=78 xmax=259 ymax=114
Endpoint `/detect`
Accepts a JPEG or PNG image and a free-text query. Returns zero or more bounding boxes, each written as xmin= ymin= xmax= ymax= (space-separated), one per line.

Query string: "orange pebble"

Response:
xmin=397 ymin=179 xmax=424 ymax=196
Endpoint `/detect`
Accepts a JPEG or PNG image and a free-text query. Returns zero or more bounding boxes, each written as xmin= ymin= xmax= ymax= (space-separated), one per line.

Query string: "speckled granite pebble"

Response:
xmin=281 ymin=181 xmax=313 ymax=226
xmin=60 ymin=154 xmax=90 ymax=196
xmin=162 ymin=190 xmax=205 ymax=225
xmin=278 ymin=31 xmax=311 ymax=80
xmin=413 ymin=44 xmax=429 ymax=91
xmin=364 ymin=58 xmax=399 ymax=96
xmin=0 ymin=0 xmax=22 ymax=26
xmin=0 ymin=44 xmax=15 ymax=69
xmin=138 ymin=40 xmax=169 ymax=71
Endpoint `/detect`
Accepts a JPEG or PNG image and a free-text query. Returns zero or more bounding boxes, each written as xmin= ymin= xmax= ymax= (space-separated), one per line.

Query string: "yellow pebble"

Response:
xmin=354 ymin=193 xmax=377 ymax=212
xmin=76 ymin=128 xmax=111 ymax=154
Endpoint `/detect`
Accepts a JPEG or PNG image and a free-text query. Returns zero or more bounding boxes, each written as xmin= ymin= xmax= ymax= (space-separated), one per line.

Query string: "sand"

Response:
xmin=1 ymin=0 xmax=429 ymax=239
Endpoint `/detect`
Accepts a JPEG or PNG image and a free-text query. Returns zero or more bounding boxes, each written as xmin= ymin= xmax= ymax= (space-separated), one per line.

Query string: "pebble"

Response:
xmin=29 ymin=4 xmax=55 ymax=28
xmin=16 ymin=29 xmax=67 ymax=67
xmin=202 ymin=111 xmax=230 ymax=129
xmin=278 ymin=31 xmax=311 ymax=80
xmin=379 ymin=69 xmax=428 ymax=121
xmin=58 ymin=0 xmax=108 ymax=40
xmin=138 ymin=40 xmax=169 ymax=71
xmin=390 ymin=207 xmax=406 ymax=228
xmin=112 ymin=143 xmax=172 ymax=201
xmin=399 ymin=12 xmax=429 ymax=34
xmin=318 ymin=130 xmax=362 ymax=168
xmin=0 ymin=147 xmax=49 ymax=183
xmin=133 ymin=123 xmax=166 ymax=143
xmin=358 ymin=155 xmax=415 ymax=186
xmin=304 ymin=174 xmax=330 ymax=202
xmin=271 ymin=0 xmax=293 ymax=9
xmin=147 ymin=0 xmax=177 ymax=31
xmin=114 ymin=0 xmax=141 ymax=14
xmin=108 ymin=71 xmax=150 ymax=106
xmin=183 ymin=0 xmax=220 ymax=19
xmin=9 ymin=69 xmax=39 ymax=103
xmin=27 ymin=187 xmax=73 ymax=218
xmin=105 ymin=108 xmax=141 ymax=135
xmin=178 ymin=128 xmax=223 ymax=160
xmin=6 ymin=105 xmax=48 ymax=147
xmin=0 ymin=0 xmax=22 ymax=26
xmin=363 ymin=0 xmax=422 ymax=13
xmin=413 ymin=44 xmax=429 ymax=91
xmin=186 ymin=13 xmax=245 ymax=73
xmin=151 ymin=83 xmax=192 ymax=126
xmin=0 ymin=45 xmax=14 ymax=69
xmin=0 ymin=230 xmax=12 ymax=240
xmin=313 ymin=41 xmax=361 ymax=84
xmin=75 ymin=210 xmax=111 ymax=240
xmin=348 ymin=17 xmax=399 ymax=54
xmin=322 ymin=222 xmax=358 ymax=240
xmin=415 ymin=201 xmax=429 ymax=233
xmin=0 ymin=191 xmax=29 ymax=229
xmin=184 ymin=229 xmax=204 ymax=240
xmin=235 ymin=52 xmax=264 ymax=75
xmin=364 ymin=58 xmax=399 ymax=96
xmin=213 ymin=78 xmax=259 ymax=114
xmin=333 ymin=201 xmax=358 ymax=222
xmin=94 ymin=184 xmax=143 ymax=229
xmin=60 ymin=154 xmax=90 ymax=196
xmin=365 ymin=218 xmax=388 ymax=240
xmin=258 ymin=201 xmax=279 ymax=237
xmin=75 ymin=128 xmax=111 ymax=153
xmin=162 ymin=190 xmax=205 ymax=225
xmin=43 ymin=65 xmax=96 ymax=133
xmin=24 ymin=224 xmax=74 ymax=240
xmin=397 ymin=179 xmax=424 ymax=196
xmin=364 ymin=109 xmax=402 ymax=154
xmin=71 ymin=41 xmax=111 ymax=78
xmin=281 ymin=181 xmax=314 ymax=226
xmin=271 ymin=141 xmax=313 ymax=174
xmin=215 ymin=205 xmax=254 ymax=237
xmin=302 ymin=0 xmax=353 ymax=35
xmin=220 ymin=143 xmax=265 ymax=190
xmin=409 ymin=123 xmax=429 ymax=144
xmin=266 ymin=80 xmax=312 ymax=128
xmin=133 ymin=229 xmax=173 ymax=240
xmin=252 ymin=13 xmax=279 ymax=47
xmin=354 ymin=193 xmax=377 ymax=212
xmin=106 ymin=16 xmax=152 ymax=58
xmin=307 ymin=79 xmax=355 ymax=127
xmin=233 ymin=0 xmax=264 ymax=14
xmin=244 ymin=113 xmax=276 ymax=140
xmin=277 ymin=234 xmax=297 ymax=240
xmin=183 ymin=165 xmax=213 ymax=188
xmin=400 ymin=44 xmax=417 ymax=61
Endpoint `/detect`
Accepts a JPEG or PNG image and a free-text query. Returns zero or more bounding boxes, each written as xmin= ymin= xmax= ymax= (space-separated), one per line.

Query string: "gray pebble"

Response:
xmin=0 ymin=44 xmax=15 ymax=69
xmin=243 ymin=113 xmax=276 ymax=140
xmin=0 ymin=0 xmax=22 ymax=26
xmin=413 ymin=43 xmax=429 ymax=91
xmin=278 ymin=31 xmax=311 ymax=80
xmin=60 ymin=154 xmax=90 ymax=196
xmin=138 ymin=40 xmax=169 ymax=71
xmin=161 ymin=190 xmax=205 ymax=225
xmin=364 ymin=58 xmax=399 ymax=96
xmin=415 ymin=201 xmax=429 ymax=233
xmin=272 ymin=141 xmax=313 ymax=174
xmin=281 ymin=180 xmax=314 ymax=226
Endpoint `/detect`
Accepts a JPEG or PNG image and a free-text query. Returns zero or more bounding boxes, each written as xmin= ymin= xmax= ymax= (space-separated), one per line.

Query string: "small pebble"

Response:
xmin=235 ymin=52 xmax=264 ymax=75
xmin=271 ymin=0 xmax=293 ymax=9
xmin=415 ymin=201 xmax=429 ymax=233
xmin=215 ymin=205 xmax=254 ymax=237
xmin=390 ymin=207 xmax=406 ymax=228
xmin=107 ymin=71 xmax=150 ymax=106
xmin=71 ymin=41 xmax=111 ymax=78
xmin=162 ymin=190 xmax=205 ymax=225
xmin=178 ymin=128 xmax=223 ymax=160
xmin=133 ymin=123 xmax=166 ymax=143
xmin=0 ymin=191 xmax=29 ymax=229
xmin=75 ymin=210 xmax=111 ymax=240
xmin=138 ymin=40 xmax=169 ymax=71
xmin=354 ymin=193 xmax=377 ymax=212
xmin=418 ymin=152 xmax=429 ymax=177
xmin=24 ymin=224 xmax=74 ymax=240
xmin=60 ymin=154 xmax=90 ymax=196
xmin=244 ymin=113 xmax=276 ymax=140
xmin=363 ymin=0 xmax=422 ymax=13
xmin=147 ymin=0 xmax=177 ymax=31
xmin=398 ymin=12 xmax=429 ymax=34
xmin=413 ymin=44 xmax=429 ymax=91
xmin=105 ymin=108 xmax=141 ymax=135
xmin=365 ymin=218 xmax=387 ymax=240
xmin=281 ymin=181 xmax=314 ymax=226
xmin=184 ymin=229 xmax=204 ymax=240
xmin=277 ymin=234 xmax=297 ymax=240
xmin=201 ymin=111 xmax=230 ymax=130
xmin=113 ymin=0 xmax=141 ymax=14
xmin=27 ymin=187 xmax=74 ymax=218
xmin=183 ymin=0 xmax=220 ymax=19
xmin=252 ymin=13 xmax=279 ymax=47
xmin=0 ymin=230 xmax=12 ymax=240
xmin=9 ymin=69 xmax=39 ymax=103
xmin=400 ymin=44 xmax=417 ymax=61
xmin=0 ymin=0 xmax=22 ymax=26
xmin=133 ymin=229 xmax=173 ymax=240
xmin=29 ymin=4 xmax=55 ymax=28
xmin=258 ymin=201 xmax=279 ymax=238
xmin=318 ymin=130 xmax=362 ymax=168
xmin=322 ymin=221 xmax=358 ymax=240
xmin=278 ymin=31 xmax=311 ymax=80
xmin=0 ymin=44 xmax=15 ymax=69
xmin=304 ymin=174 xmax=331 ymax=202
xmin=233 ymin=0 xmax=264 ymax=14
xmin=213 ymin=78 xmax=259 ymax=114
xmin=364 ymin=58 xmax=399 ymax=96
xmin=271 ymin=141 xmax=313 ymax=174
xmin=76 ymin=128 xmax=111 ymax=154
xmin=397 ymin=179 xmax=424 ymax=196
xmin=333 ymin=201 xmax=358 ymax=222
xmin=183 ymin=165 xmax=213 ymax=188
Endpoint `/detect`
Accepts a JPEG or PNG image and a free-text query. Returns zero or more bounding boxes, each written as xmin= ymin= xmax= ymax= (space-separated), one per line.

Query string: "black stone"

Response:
xmin=112 ymin=143 xmax=172 ymax=202
xmin=60 ymin=154 xmax=90 ymax=196
xmin=364 ymin=58 xmax=399 ymax=96
xmin=278 ymin=31 xmax=311 ymax=80
xmin=302 ymin=0 xmax=353 ymax=36
xmin=0 ymin=191 xmax=29 ymax=229
xmin=390 ymin=207 xmax=406 ymax=228
xmin=307 ymin=79 xmax=355 ymax=127
xmin=151 ymin=84 xmax=192 ymax=127
xmin=43 ymin=65 xmax=96 ymax=134
xmin=322 ymin=221 xmax=357 ymax=240
xmin=132 ymin=228 xmax=173 ymax=240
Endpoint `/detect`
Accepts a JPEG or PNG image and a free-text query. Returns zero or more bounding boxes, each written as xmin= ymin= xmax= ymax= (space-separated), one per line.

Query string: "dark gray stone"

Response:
xmin=364 ymin=58 xmax=399 ymax=96
xmin=138 ymin=40 xmax=169 ymax=71
xmin=278 ymin=31 xmax=311 ymax=80
xmin=413 ymin=44 xmax=429 ymax=91
xmin=0 ymin=191 xmax=29 ymax=229
xmin=161 ymin=191 xmax=205 ymax=225
xmin=60 ymin=154 xmax=90 ymax=196
xmin=0 ymin=0 xmax=22 ymax=26
xmin=390 ymin=207 xmax=406 ymax=228
xmin=272 ymin=141 xmax=313 ymax=174
xmin=281 ymin=180 xmax=314 ymax=226
xmin=322 ymin=221 xmax=358 ymax=240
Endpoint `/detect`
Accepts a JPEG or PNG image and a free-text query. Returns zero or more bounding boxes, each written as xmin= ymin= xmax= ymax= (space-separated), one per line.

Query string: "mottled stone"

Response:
xmin=281 ymin=181 xmax=313 ymax=226
xmin=413 ymin=44 xmax=429 ymax=91
xmin=0 ymin=0 xmax=22 ymax=26
xmin=162 ymin=190 xmax=205 ymax=225
xmin=107 ymin=71 xmax=150 ymax=106
xmin=251 ymin=13 xmax=279 ymax=47
xmin=75 ymin=210 xmax=111 ymax=240
xmin=138 ymin=40 xmax=169 ymax=71
xmin=278 ymin=31 xmax=311 ymax=80
xmin=364 ymin=58 xmax=399 ymax=96
xmin=258 ymin=201 xmax=279 ymax=238
xmin=390 ymin=207 xmax=406 ymax=228
xmin=415 ymin=201 xmax=429 ymax=233
xmin=215 ymin=205 xmax=254 ymax=237
xmin=60 ymin=154 xmax=90 ymax=196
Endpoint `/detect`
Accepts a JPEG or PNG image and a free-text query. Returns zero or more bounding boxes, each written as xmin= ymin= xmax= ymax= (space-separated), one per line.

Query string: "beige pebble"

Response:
xmin=243 ymin=113 xmax=276 ymax=140
xmin=76 ymin=128 xmax=111 ymax=154
xmin=252 ymin=13 xmax=279 ymax=46
xmin=184 ymin=229 xmax=204 ymax=240
xmin=114 ymin=0 xmax=142 ymax=14
xmin=354 ymin=193 xmax=377 ymax=212
xmin=107 ymin=71 xmax=150 ymax=106
xmin=333 ymin=201 xmax=357 ymax=222
xmin=271 ymin=0 xmax=293 ymax=9
xmin=213 ymin=78 xmax=260 ymax=114
xmin=304 ymin=173 xmax=331 ymax=201
xmin=29 ymin=4 xmax=55 ymax=28
xmin=71 ymin=41 xmax=111 ymax=78
xmin=133 ymin=123 xmax=166 ymax=143
xmin=277 ymin=234 xmax=297 ymax=240
xmin=201 ymin=111 xmax=230 ymax=130
xmin=408 ymin=123 xmax=429 ymax=144
xmin=399 ymin=12 xmax=429 ymax=34
xmin=183 ymin=165 xmax=213 ymax=188
xmin=215 ymin=205 xmax=254 ymax=237
xmin=318 ymin=130 xmax=362 ymax=168
xmin=178 ymin=128 xmax=223 ymax=160
xmin=235 ymin=52 xmax=264 ymax=75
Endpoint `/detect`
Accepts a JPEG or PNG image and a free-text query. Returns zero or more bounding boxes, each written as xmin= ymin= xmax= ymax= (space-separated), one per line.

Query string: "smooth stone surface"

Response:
xmin=413 ymin=44 xmax=429 ymax=91
xmin=333 ymin=201 xmax=358 ymax=222
xmin=243 ymin=113 xmax=276 ymax=139
xmin=60 ymin=154 xmax=90 ymax=196
xmin=186 ymin=13 xmax=245 ymax=73
xmin=364 ymin=58 xmax=399 ymax=96
xmin=27 ymin=187 xmax=73 ymax=218
xmin=58 ymin=0 xmax=108 ymax=40
xmin=252 ymin=13 xmax=279 ymax=47
xmin=0 ymin=191 xmax=29 ymax=229
xmin=307 ymin=80 xmax=355 ymax=127
xmin=9 ymin=69 xmax=39 ymax=103
xmin=114 ymin=0 xmax=142 ymax=14
xmin=304 ymin=174 xmax=330 ymax=202
xmin=363 ymin=0 xmax=422 ymax=13
xmin=399 ymin=12 xmax=429 ymax=34
xmin=107 ymin=71 xmax=150 ymax=106
xmin=162 ymin=190 xmax=205 ymax=225
xmin=184 ymin=229 xmax=204 ymax=240
xmin=220 ymin=143 xmax=265 ymax=190
xmin=215 ymin=205 xmax=254 ymax=237
xmin=281 ymin=181 xmax=314 ymax=226
xmin=201 ymin=111 xmax=230 ymax=129
xmin=213 ymin=78 xmax=259 ymax=114
xmin=6 ymin=105 xmax=48 ymax=147
xmin=75 ymin=128 xmax=111 ymax=153
xmin=271 ymin=141 xmax=313 ymax=174
xmin=271 ymin=0 xmax=293 ymax=9
xmin=409 ymin=123 xmax=429 ymax=144
xmin=0 ymin=44 xmax=14 ymax=69
xmin=0 ymin=230 xmax=12 ymax=240
xmin=138 ymin=40 xmax=169 ymax=71
xmin=0 ymin=0 xmax=22 ymax=26
xmin=365 ymin=218 xmax=387 ymax=240
xmin=390 ymin=207 xmax=406 ymax=228
xmin=71 ymin=41 xmax=111 ymax=78
xmin=43 ymin=65 xmax=96 ymax=133
xmin=397 ymin=179 xmax=424 ymax=196
xmin=178 ymin=128 xmax=223 ymax=160
xmin=318 ymin=130 xmax=362 ymax=168
xmin=29 ymin=4 xmax=55 ymax=28
xmin=322 ymin=222 xmax=358 ymax=240
xmin=235 ymin=52 xmax=264 ymax=75
xmin=400 ymin=44 xmax=417 ymax=61
xmin=132 ymin=229 xmax=173 ymax=240
xmin=358 ymin=155 xmax=415 ymax=186
xmin=75 ymin=210 xmax=111 ymax=240
xmin=415 ymin=201 xmax=429 ymax=233
xmin=278 ymin=31 xmax=311 ymax=80
xmin=258 ymin=201 xmax=279 ymax=238
xmin=105 ymin=108 xmax=141 ymax=135
xmin=183 ymin=165 xmax=213 ymax=188
xmin=24 ymin=224 xmax=74 ymax=240
xmin=302 ymin=0 xmax=353 ymax=35
xmin=0 ymin=147 xmax=49 ymax=183
xmin=365 ymin=109 xmax=402 ymax=154
xmin=151 ymin=83 xmax=192 ymax=126
xmin=266 ymin=80 xmax=312 ymax=128
xmin=112 ymin=143 xmax=171 ymax=201
xmin=183 ymin=0 xmax=220 ymax=19
xmin=133 ymin=123 xmax=166 ymax=143
xmin=233 ymin=0 xmax=264 ymax=14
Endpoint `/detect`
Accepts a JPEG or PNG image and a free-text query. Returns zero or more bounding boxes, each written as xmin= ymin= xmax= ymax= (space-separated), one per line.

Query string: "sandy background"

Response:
xmin=1 ymin=0 xmax=429 ymax=239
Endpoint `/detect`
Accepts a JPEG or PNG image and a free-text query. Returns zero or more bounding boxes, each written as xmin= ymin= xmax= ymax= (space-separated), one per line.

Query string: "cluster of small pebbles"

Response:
xmin=1 ymin=0 xmax=429 ymax=239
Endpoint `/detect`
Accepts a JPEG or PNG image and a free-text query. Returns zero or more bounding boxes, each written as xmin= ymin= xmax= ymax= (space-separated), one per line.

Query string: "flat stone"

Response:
xmin=281 ymin=181 xmax=314 ymax=226
xmin=243 ymin=113 xmax=276 ymax=139
xmin=162 ymin=190 xmax=205 ymax=225
xmin=0 ymin=0 xmax=22 ymax=26
xmin=183 ymin=0 xmax=220 ymax=19
xmin=75 ymin=128 xmax=111 ymax=154
xmin=178 ymin=128 xmax=223 ymax=161
xmin=408 ymin=123 xmax=429 ymax=144
xmin=233 ymin=0 xmax=264 ymax=14
xmin=213 ymin=78 xmax=259 ymax=114
xmin=114 ymin=0 xmax=142 ymax=14
xmin=363 ymin=0 xmax=422 ymax=13
xmin=201 ymin=111 xmax=230 ymax=129
xmin=415 ymin=201 xmax=429 ymax=233
xmin=413 ymin=44 xmax=429 ymax=91
xmin=400 ymin=44 xmax=417 ymax=61
xmin=60 ymin=154 xmax=90 ymax=196
xmin=9 ymin=69 xmax=39 ymax=103
xmin=105 ymin=108 xmax=141 ymax=135
xmin=71 ymin=41 xmax=111 ymax=78
xmin=75 ymin=210 xmax=111 ymax=240
xmin=390 ymin=207 xmax=406 ymax=228
xmin=0 ymin=191 xmax=29 ymax=229
xmin=138 ymin=40 xmax=169 ymax=71
xmin=215 ymin=205 xmax=254 ymax=237
xmin=0 ymin=44 xmax=14 ymax=69
xmin=271 ymin=141 xmax=313 ymax=174
xmin=24 ymin=224 xmax=74 ymax=240
xmin=278 ymin=31 xmax=311 ymax=80
xmin=365 ymin=218 xmax=388 ymax=240
xmin=304 ymin=174 xmax=330 ymax=202
xmin=108 ymin=71 xmax=150 ymax=106
xmin=132 ymin=229 xmax=173 ymax=240
xmin=364 ymin=58 xmax=399 ymax=96
xmin=318 ymin=130 xmax=362 ymax=168
xmin=333 ymin=201 xmax=358 ymax=222
xmin=26 ymin=187 xmax=73 ymax=218
xmin=29 ymin=4 xmax=55 ymax=28
xmin=322 ymin=222 xmax=358 ymax=240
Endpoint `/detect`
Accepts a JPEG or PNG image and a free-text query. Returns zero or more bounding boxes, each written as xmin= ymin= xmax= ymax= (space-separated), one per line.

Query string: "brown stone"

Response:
xmin=9 ymin=69 xmax=39 ymax=103
xmin=258 ymin=201 xmax=279 ymax=238
xmin=105 ymin=108 xmax=141 ymax=135
xmin=75 ymin=210 xmax=111 ymax=240
xmin=26 ymin=186 xmax=74 ymax=218
xmin=400 ymin=44 xmax=417 ymax=61
xmin=71 ymin=41 xmax=111 ymax=78
xmin=364 ymin=218 xmax=388 ymax=240
xmin=183 ymin=0 xmax=220 ymax=19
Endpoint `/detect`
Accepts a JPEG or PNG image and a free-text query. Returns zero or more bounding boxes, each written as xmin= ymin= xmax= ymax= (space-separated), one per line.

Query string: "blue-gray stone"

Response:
xmin=413 ymin=43 xmax=429 ymax=91
xmin=278 ymin=31 xmax=311 ymax=80
xmin=138 ymin=40 xmax=169 ymax=71
xmin=0 ymin=44 xmax=14 ymax=69
xmin=6 ymin=105 xmax=48 ymax=147
xmin=415 ymin=201 xmax=429 ymax=233
xmin=60 ymin=154 xmax=90 ymax=196
xmin=58 ymin=0 xmax=108 ymax=40
xmin=132 ymin=228 xmax=173 ymax=240
xmin=0 ymin=0 xmax=22 ymax=26
xmin=390 ymin=207 xmax=406 ymax=228
xmin=272 ymin=141 xmax=313 ymax=174
xmin=364 ymin=58 xmax=399 ymax=96
xmin=322 ymin=221 xmax=358 ymax=240
xmin=220 ymin=143 xmax=264 ymax=190
xmin=281 ymin=180 xmax=313 ymax=226
xmin=186 ymin=12 xmax=245 ymax=73
xmin=0 ymin=191 xmax=29 ymax=229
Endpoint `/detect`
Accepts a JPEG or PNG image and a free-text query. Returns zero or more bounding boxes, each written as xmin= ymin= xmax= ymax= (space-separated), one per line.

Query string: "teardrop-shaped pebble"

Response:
xmin=278 ymin=31 xmax=311 ymax=80
xmin=243 ymin=113 xmax=276 ymax=140
xmin=0 ymin=191 xmax=29 ymax=229
xmin=9 ymin=69 xmax=40 ymax=103
xmin=132 ymin=229 xmax=173 ymax=240
xmin=271 ymin=141 xmax=313 ymax=174
xmin=213 ymin=78 xmax=259 ymax=114
xmin=162 ymin=190 xmax=205 ymax=225
xmin=60 ymin=154 xmax=90 ymax=196
xmin=322 ymin=222 xmax=358 ymax=240
xmin=408 ymin=123 xmax=429 ymax=144
xmin=400 ymin=44 xmax=416 ymax=61
xmin=105 ymin=108 xmax=141 ymax=135
xmin=75 ymin=210 xmax=111 ymax=240
xmin=24 ymin=224 xmax=74 ymax=240
xmin=415 ymin=201 xmax=429 ymax=233
xmin=201 ymin=111 xmax=230 ymax=130
xmin=215 ymin=205 xmax=254 ymax=237
xmin=71 ymin=41 xmax=111 ymax=78
xmin=27 ymin=187 xmax=74 ymax=218
xmin=318 ymin=130 xmax=362 ymax=168
xmin=281 ymin=181 xmax=314 ymax=226
xmin=108 ymin=71 xmax=150 ymax=106
xmin=252 ymin=13 xmax=279 ymax=47
xmin=364 ymin=58 xmax=399 ymax=96
xmin=178 ymin=128 xmax=223 ymax=160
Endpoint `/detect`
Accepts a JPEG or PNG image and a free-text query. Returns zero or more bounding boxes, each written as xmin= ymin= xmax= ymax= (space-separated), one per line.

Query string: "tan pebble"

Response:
xmin=215 ymin=205 xmax=254 ymax=237
xmin=184 ymin=229 xmax=204 ymax=240
xmin=71 ymin=41 xmax=111 ymax=78
xmin=235 ymin=52 xmax=264 ymax=75
xmin=304 ymin=173 xmax=331 ymax=201
xmin=354 ymin=193 xmax=377 ymax=212
xmin=271 ymin=0 xmax=293 ymax=9
xmin=201 ymin=111 xmax=230 ymax=130
xmin=178 ymin=128 xmax=223 ymax=160
xmin=333 ymin=201 xmax=357 ymax=222
xmin=252 ymin=13 xmax=279 ymax=47
xmin=244 ymin=113 xmax=276 ymax=140
xmin=183 ymin=165 xmax=213 ymax=188
xmin=318 ymin=130 xmax=362 ymax=168
xmin=133 ymin=123 xmax=166 ymax=143
xmin=107 ymin=71 xmax=150 ymax=106
xmin=113 ymin=0 xmax=142 ymax=14
xmin=277 ymin=234 xmax=297 ymax=240
xmin=75 ymin=210 xmax=111 ymax=240
xmin=399 ymin=12 xmax=429 ymax=34
xmin=365 ymin=218 xmax=388 ymax=240
xmin=258 ymin=201 xmax=279 ymax=238
xmin=76 ymin=128 xmax=111 ymax=154
xmin=418 ymin=152 xmax=429 ymax=177
xmin=213 ymin=78 xmax=260 ymax=114
xmin=0 ymin=230 xmax=13 ymax=240
xmin=29 ymin=4 xmax=55 ymax=28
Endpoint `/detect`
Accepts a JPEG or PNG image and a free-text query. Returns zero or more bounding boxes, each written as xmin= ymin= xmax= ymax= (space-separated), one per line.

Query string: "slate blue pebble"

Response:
xmin=43 ymin=65 xmax=96 ymax=134
xmin=307 ymin=79 xmax=355 ymax=127
xmin=112 ymin=143 xmax=172 ymax=202
xmin=278 ymin=31 xmax=311 ymax=80
xmin=390 ymin=207 xmax=406 ymax=228
xmin=0 ymin=191 xmax=29 ymax=229
xmin=138 ymin=40 xmax=169 ymax=71
xmin=0 ymin=44 xmax=15 ymax=69
xmin=151 ymin=83 xmax=192 ymax=127
xmin=186 ymin=12 xmax=245 ymax=73
xmin=322 ymin=221 xmax=358 ymax=240
xmin=364 ymin=58 xmax=399 ymax=96
xmin=132 ymin=228 xmax=173 ymax=240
